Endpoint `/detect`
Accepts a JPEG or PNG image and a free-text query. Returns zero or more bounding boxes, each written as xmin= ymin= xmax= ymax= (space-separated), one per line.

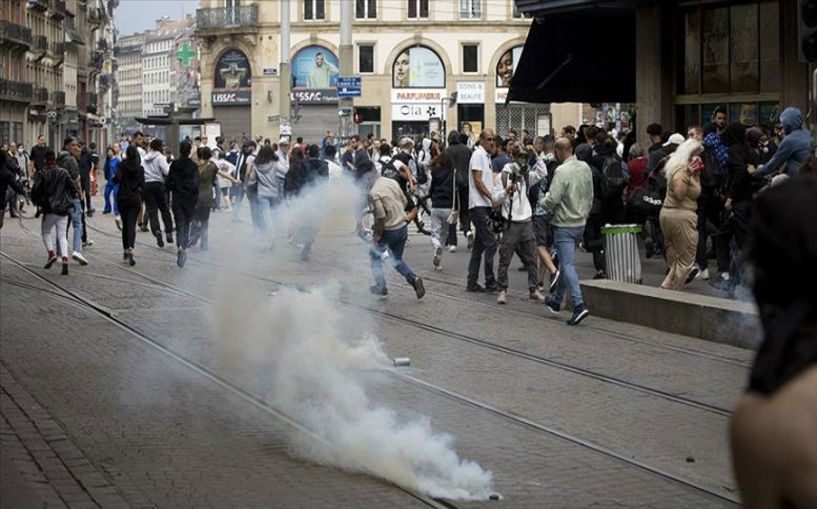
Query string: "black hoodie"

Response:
xmin=167 ymin=156 xmax=199 ymax=206
xmin=114 ymin=158 xmax=145 ymax=206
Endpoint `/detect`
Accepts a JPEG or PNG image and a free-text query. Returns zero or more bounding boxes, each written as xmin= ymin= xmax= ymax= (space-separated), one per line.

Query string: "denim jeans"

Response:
xmin=68 ymin=198 xmax=83 ymax=253
xmin=467 ymin=206 xmax=497 ymax=287
xmin=370 ymin=225 xmax=416 ymax=291
xmin=231 ymin=184 xmax=245 ymax=220
xmin=552 ymin=225 xmax=585 ymax=309
xmin=103 ymin=181 xmax=119 ymax=215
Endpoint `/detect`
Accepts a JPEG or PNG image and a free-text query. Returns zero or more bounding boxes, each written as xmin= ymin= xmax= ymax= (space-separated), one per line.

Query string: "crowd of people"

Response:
xmin=1 ymin=105 xmax=813 ymax=323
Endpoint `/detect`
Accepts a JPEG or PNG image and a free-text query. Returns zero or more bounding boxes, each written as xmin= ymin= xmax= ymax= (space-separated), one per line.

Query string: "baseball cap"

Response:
xmin=663 ymin=133 xmax=685 ymax=146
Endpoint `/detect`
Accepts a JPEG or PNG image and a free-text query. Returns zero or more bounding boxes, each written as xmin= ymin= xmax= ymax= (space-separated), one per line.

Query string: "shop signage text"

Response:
xmin=212 ymin=89 xmax=252 ymax=106
xmin=291 ymin=88 xmax=338 ymax=104
xmin=391 ymin=103 xmax=447 ymax=121
xmin=391 ymin=89 xmax=445 ymax=104
xmin=456 ymin=82 xmax=485 ymax=104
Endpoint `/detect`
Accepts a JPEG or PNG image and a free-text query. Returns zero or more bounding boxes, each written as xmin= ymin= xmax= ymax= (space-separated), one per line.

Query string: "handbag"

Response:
xmin=446 ymin=171 xmax=459 ymax=224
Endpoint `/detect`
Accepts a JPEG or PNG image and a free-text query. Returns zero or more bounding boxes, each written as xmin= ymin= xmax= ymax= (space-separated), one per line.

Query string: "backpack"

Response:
xmin=601 ymin=155 xmax=628 ymax=200
xmin=30 ymin=170 xmax=49 ymax=208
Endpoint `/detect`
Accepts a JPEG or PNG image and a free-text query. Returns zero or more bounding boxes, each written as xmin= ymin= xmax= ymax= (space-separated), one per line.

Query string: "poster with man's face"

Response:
xmin=214 ymin=49 xmax=251 ymax=89
xmin=392 ymin=46 xmax=445 ymax=88
xmin=292 ymin=46 xmax=339 ymax=88
xmin=496 ymin=46 xmax=523 ymax=88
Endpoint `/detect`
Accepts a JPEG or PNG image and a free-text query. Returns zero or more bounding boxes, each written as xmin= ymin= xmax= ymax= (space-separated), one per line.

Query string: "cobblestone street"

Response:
xmin=0 ymin=200 xmax=752 ymax=508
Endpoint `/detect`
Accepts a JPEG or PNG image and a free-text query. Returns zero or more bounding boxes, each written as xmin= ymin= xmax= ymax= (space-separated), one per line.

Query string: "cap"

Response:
xmin=663 ymin=133 xmax=685 ymax=146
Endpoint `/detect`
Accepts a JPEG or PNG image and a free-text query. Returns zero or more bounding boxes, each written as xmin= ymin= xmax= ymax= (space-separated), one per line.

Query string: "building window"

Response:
xmin=407 ymin=0 xmax=428 ymax=19
xmin=0 ymin=122 xmax=10 ymax=145
xmin=304 ymin=0 xmax=325 ymax=20
xmin=356 ymin=0 xmax=376 ymax=19
xmin=462 ymin=44 xmax=478 ymax=73
xmin=680 ymin=1 xmax=778 ymax=96
xmin=358 ymin=44 xmax=374 ymax=73
xmin=459 ymin=0 xmax=481 ymax=19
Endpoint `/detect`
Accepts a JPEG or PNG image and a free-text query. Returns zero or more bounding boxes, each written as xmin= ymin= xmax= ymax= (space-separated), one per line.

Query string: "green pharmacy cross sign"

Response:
xmin=176 ymin=42 xmax=196 ymax=69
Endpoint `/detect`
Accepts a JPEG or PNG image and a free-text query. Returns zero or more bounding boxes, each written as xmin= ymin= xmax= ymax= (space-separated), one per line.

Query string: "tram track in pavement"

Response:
xmin=80 ymin=220 xmax=737 ymax=417
xmin=1 ymin=237 xmax=741 ymax=506
xmin=0 ymin=249 xmax=461 ymax=509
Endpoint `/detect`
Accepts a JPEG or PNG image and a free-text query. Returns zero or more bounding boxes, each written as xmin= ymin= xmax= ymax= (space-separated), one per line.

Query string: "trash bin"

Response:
xmin=602 ymin=224 xmax=643 ymax=284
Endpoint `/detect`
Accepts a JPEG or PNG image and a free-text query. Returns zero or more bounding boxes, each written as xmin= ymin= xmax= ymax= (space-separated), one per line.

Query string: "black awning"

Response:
xmin=507 ymin=8 xmax=636 ymax=104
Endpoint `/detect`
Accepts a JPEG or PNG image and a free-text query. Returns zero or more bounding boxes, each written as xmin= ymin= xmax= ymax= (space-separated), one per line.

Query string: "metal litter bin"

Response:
xmin=602 ymin=224 xmax=643 ymax=284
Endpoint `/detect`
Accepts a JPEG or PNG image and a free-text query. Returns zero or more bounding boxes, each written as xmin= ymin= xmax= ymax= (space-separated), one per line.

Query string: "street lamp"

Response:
xmin=439 ymin=92 xmax=458 ymax=138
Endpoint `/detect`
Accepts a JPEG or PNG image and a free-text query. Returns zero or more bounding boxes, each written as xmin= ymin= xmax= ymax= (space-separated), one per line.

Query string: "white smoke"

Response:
xmin=211 ymin=175 xmax=495 ymax=501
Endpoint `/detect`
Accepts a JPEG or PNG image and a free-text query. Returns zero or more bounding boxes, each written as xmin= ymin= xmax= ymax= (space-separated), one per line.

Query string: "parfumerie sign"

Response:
xmin=212 ymin=90 xmax=251 ymax=106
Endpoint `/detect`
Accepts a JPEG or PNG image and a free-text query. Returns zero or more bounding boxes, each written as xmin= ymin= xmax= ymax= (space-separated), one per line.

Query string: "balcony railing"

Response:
xmin=52 ymin=90 xmax=65 ymax=106
xmin=32 ymin=87 xmax=50 ymax=104
xmin=28 ymin=0 xmax=50 ymax=12
xmin=0 ymin=79 xmax=34 ymax=102
xmin=0 ymin=21 xmax=33 ymax=47
xmin=196 ymin=5 xmax=258 ymax=30
xmin=49 ymin=0 xmax=67 ymax=19
xmin=34 ymin=35 xmax=48 ymax=52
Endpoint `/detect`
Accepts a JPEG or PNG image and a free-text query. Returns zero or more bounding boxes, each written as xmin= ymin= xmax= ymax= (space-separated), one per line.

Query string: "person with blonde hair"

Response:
xmin=659 ymin=138 xmax=703 ymax=290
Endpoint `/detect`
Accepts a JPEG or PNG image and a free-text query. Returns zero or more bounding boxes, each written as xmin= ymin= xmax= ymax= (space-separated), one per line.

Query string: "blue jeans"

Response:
xmin=103 ymin=181 xmax=119 ymax=215
xmin=370 ymin=225 xmax=416 ymax=291
xmin=231 ymin=184 xmax=245 ymax=220
xmin=552 ymin=226 xmax=585 ymax=309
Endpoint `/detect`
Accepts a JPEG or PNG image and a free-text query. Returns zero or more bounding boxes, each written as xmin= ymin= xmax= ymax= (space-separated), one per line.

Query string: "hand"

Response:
xmin=747 ymin=164 xmax=756 ymax=175
xmin=725 ymin=198 xmax=733 ymax=212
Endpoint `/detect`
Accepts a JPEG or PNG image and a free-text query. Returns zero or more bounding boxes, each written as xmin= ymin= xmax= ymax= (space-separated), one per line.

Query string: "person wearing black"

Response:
xmin=31 ymin=151 xmax=76 ymax=275
xmin=296 ymin=144 xmax=330 ymax=261
xmin=231 ymin=141 xmax=254 ymax=222
xmin=730 ymin=175 xmax=817 ymax=509
xmin=445 ymin=129 xmax=472 ymax=249
xmin=577 ymin=143 xmax=606 ymax=278
xmin=114 ymin=145 xmax=144 ymax=266
xmin=78 ymin=141 xmax=98 ymax=216
xmin=167 ymin=141 xmax=199 ymax=267
xmin=141 ymin=139 xmax=174 ymax=247
xmin=30 ymin=135 xmax=50 ymax=173
xmin=428 ymin=146 xmax=455 ymax=270
xmin=0 ymin=150 xmax=27 ymax=230
xmin=190 ymin=147 xmax=218 ymax=251
xmin=57 ymin=137 xmax=91 ymax=263
xmin=646 ymin=123 xmax=664 ymax=154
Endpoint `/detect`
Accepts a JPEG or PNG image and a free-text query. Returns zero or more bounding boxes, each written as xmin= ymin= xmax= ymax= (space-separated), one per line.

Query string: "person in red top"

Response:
xmin=626 ymin=144 xmax=649 ymax=197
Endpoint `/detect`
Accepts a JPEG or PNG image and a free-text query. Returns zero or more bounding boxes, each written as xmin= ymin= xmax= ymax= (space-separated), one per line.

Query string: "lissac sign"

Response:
xmin=211 ymin=90 xmax=251 ymax=106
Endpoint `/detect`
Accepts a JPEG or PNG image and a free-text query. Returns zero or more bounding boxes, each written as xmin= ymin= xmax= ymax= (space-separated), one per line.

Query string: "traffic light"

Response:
xmin=353 ymin=111 xmax=362 ymax=124
xmin=800 ymin=0 xmax=817 ymax=62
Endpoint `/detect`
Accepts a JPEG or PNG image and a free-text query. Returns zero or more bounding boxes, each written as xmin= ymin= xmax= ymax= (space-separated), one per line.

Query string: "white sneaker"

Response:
xmin=496 ymin=291 xmax=507 ymax=305
xmin=448 ymin=245 xmax=456 ymax=253
xmin=466 ymin=231 xmax=475 ymax=249
xmin=697 ymin=268 xmax=710 ymax=281
xmin=432 ymin=247 xmax=442 ymax=270
xmin=71 ymin=252 xmax=89 ymax=266
xmin=529 ymin=289 xmax=545 ymax=302
xmin=82 ymin=240 xmax=94 ymax=247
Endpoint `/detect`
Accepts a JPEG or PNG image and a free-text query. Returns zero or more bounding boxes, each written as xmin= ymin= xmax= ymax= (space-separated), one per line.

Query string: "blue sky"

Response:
xmin=115 ymin=0 xmax=199 ymax=36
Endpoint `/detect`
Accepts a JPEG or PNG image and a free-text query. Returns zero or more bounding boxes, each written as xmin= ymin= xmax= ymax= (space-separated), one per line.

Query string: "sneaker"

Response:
xmin=82 ymin=240 xmax=94 ymax=247
xmin=529 ymin=289 xmax=545 ymax=303
xmin=123 ymin=252 xmax=128 ymax=261
xmin=369 ymin=285 xmax=388 ymax=297
xmin=44 ymin=251 xmax=57 ymax=269
xmin=685 ymin=266 xmax=699 ymax=285
xmin=448 ymin=245 xmax=457 ymax=253
xmin=567 ymin=305 xmax=590 ymax=326
xmin=432 ymin=247 xmax=442 ymax=270
xmin=412 ymin=276 xmax=425 ymax=299
xmin=166 ymin=232 xmax=174 ymax=245
xmin=484 ymin=282 xmax=500 ymax=294
xmin=102 ymin=210 xmax=111 ymax=215
xmin=550 ymin=248 xmax=559 ymax=267
xmin=593 ymin=270 xmax=606 ymax=280
xmin=177 ymin=249 xmax=187 ymax=268
xmin=697 ymin=268 xmax=710 ymax=281
xmin=139 ymin=224 xmax=149 ymax=232
xmin=61 ymin=260 xmax=69 ymax=275
xmin=549 ymin=267 xmax=561 ymax=294
xmin=466 ymin=283 xmax=485 ymax=293
xmin=115 ymin=216 xmax=122 ymax=231
xmin=72 ymin=252 xmax=89 ymax=266
xmin=466 ymin=231 xmax=475 ymax=249
xmin=496 ymin=291 xmax=507 ymax=305
xmin=154 ymin=230 xmax=164 ymax=248
xmin=86 ymin=209 xmax=94 ymax=218
xmin=544 ymin=296 xmax=561 ymax=315
xmin=128 ymin=250 xmax=135 ymax=267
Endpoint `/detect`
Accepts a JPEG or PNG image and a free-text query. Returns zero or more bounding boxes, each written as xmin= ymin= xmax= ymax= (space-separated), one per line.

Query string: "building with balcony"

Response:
xmin=114 ymin=32 xmax=145 ymax=130
xmin=1 ymin=0 xmax=33 ymax=146
xmin=194 ymin=0 xmax=581 ymax=142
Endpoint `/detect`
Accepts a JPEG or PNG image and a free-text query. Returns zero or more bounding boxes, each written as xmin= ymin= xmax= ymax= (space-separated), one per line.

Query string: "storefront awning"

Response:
xmin=514 ymin=0 xmax=641 ymax=16
xmin=507 ymin=8 xmax=636 ymax=104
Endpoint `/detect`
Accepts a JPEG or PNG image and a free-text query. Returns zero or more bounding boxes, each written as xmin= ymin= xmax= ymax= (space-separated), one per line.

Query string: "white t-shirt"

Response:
xmin=216 ymin=159 xmax=236 ymax=188
xmin=468 ymin=145 xmax=493 ymax=209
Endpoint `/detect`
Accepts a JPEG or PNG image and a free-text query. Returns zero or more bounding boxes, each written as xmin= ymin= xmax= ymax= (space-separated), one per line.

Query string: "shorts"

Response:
xmin=533 ymin=215 xmax=550 ymax=247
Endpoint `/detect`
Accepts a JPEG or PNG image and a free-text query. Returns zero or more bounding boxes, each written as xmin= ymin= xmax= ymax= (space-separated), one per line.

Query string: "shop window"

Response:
xmin=680 ymin=1 xmax=778 ymax=96
xmin=358 ymin=44 xmax=374 ymax=73
xmin=462 ymin=44 xmax=478 ymax=73
xmin=304 ymin=0 xmax=325 ymax=21
xmin=459 ymin=0 xmax=482 ymax=19
xmin=356 ymin=0 xmax=376 ymax=19
xmin=407 ymin=0 xmax=428 ymax=19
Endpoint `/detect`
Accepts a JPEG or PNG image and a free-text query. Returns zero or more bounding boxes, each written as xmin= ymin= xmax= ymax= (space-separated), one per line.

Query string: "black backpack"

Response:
xmin=602 ymin=155 xmax=628 ymax=200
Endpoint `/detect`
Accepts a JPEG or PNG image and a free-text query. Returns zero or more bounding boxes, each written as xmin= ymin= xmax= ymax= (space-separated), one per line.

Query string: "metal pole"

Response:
xmin=279 ymin=0 xmax=291 ymax=137
xmin=339 ymin=0 xmax=354 ymax=138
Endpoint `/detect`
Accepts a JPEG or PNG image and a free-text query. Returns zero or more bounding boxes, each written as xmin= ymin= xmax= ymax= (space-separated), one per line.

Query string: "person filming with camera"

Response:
xmin=493 ymin=142 xmax=547 ymax=305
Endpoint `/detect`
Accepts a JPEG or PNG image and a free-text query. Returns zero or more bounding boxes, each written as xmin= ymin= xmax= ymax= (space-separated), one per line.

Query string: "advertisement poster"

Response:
xmin=292 ymin=46 xmax=339 ymax=88
xmin=496 ymin=46 xmax=523 ymax=88
xmin=392 ymin=46 xmax=444 ymax=88
xmin=214 ymin=49 xmax=251 ymax=90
